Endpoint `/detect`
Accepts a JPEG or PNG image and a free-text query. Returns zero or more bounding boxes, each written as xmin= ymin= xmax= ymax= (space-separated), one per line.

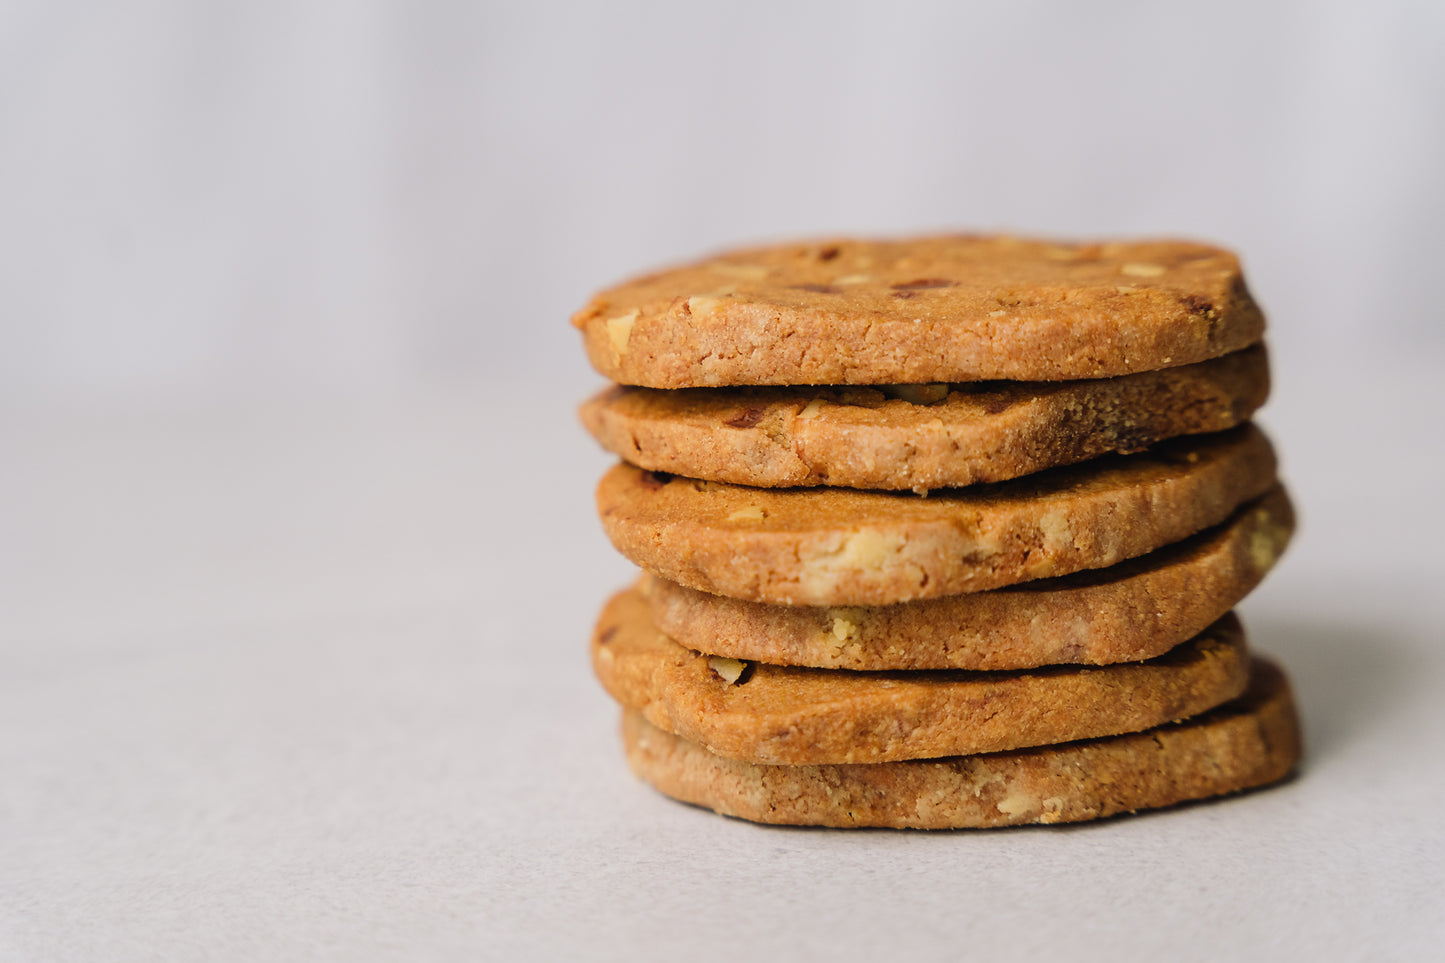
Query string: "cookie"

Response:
xmin=622 ymin=658 xmax=1300 ymax=828
xmin=593 ymin=586 xmax=1249 ymax=764
xmin=581 ymin=346 xmax=1268 ymax=492
xmin=573 ymin=236 xmax=1264 ymax=388
xmin=596 ymin=424 xmax=1276 ymax=605
xmin=645 ymin=486 xmax=1292 ymax=670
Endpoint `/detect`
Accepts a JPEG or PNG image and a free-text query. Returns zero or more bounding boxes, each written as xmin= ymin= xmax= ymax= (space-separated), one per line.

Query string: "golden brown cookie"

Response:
xmin=596 ymin=425 xmax=1276 ymax=606
xmin=593 ymin=587 xmax=1250 ymax=764
xmin=573 ymin=236 xmax=1265 ymax=388
xmin=646 ymin=486 xmax=1293 ymax=670
xmin=622 ymin=658 xmax=1300 ymax=828
xmin=581 ymin=346 xmax=1268 ymax=492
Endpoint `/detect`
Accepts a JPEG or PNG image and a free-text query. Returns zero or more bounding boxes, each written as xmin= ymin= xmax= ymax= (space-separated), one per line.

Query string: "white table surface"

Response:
xmin=3 ymin=359 xmax=1442 ymax=961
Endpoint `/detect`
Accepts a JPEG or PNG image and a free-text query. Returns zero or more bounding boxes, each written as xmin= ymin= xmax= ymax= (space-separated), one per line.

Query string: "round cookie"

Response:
xmin=596 ymin=424 xmax=1277 ymax=606
xmin=646 ymin=486 xmax=1293 ymax=671
xmin=573 ymin=235 xmax=1265 ymax=388
xmin=622 ymin=658 xmax=1301 ymax=828
xmin=593 ymin=588 xmax=1250 ymax=765
xmin=581 ymin=346 xmax=1269 ymax=492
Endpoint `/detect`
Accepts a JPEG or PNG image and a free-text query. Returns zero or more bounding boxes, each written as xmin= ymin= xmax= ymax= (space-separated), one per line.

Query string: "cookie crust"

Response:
xmin=596 ymin=425 xmax=1277 ymax=606
xmin=581 ymin=346 xmax=1268 ymax=491
xmin=622 ymin=658 xmax=1301 ymax=828
xmin=646 ymin=486 xmax=1292 ymax=670
xmin=574 ymin=236 xmax=1265 ymax=388
xmin=594 ymin=588 xmax=1249 ymax=765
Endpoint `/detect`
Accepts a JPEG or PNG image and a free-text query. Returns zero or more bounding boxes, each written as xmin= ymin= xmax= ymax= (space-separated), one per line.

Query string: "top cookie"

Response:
xmin=573 ymin=235 xmax=1264 ymax=388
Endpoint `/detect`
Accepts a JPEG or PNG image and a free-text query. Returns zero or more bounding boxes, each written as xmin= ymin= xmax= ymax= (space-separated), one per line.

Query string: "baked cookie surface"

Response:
xmin=593 ymin=588 xmax=1249 ymax=764
xmin=581 ymin=346 xmax=1268 ymax=491
xmin=596 ymin=425 xmax=1276 ymax=605
xmin=646 ymin=485 xmax=1292 ymax=670
xmin=574 ymin=236 xmax=1265 ymax=388
xmin=622 ymin=658 xmax=1300 ymax=828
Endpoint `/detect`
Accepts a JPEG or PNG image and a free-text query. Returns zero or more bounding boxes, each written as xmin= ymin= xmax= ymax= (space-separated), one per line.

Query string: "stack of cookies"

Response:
xmin=574 ymin=236 xmax=1301 ymax=828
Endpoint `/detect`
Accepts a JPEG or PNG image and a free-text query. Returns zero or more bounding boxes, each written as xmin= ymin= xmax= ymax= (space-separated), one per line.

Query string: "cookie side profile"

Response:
xmin=593 ymin=588 xmax=1249 ymax=764
xmin=574 ymin=236 xmax=1265 ymax=388
xmin=646 ymin=486 xmax=1293 ymax=670
xmin=581 ymin=346 xmax=1269 ymax=491
xmin=622 ymin=658 xmax=1301 ymax=828
xmin=596 ymin=425 xmax=1277 ymax=605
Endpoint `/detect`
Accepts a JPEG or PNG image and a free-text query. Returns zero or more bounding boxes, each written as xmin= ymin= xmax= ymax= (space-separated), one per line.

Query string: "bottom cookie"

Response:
xmin=622 ymin=658 xmax=1300 ymax=828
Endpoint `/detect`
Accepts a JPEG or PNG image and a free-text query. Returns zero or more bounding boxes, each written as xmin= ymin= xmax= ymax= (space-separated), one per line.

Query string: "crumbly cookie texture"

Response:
xmin=581 ymin=346 xmax=1269 ymax=492
xmin=596 ymin=425 xmax=1276 ymax=606
xmin=622 ymin=658 xmax=1300 ymax=828
xmin=593 ymin=588 xmax=1249 ymax=765
xmin=646 ymin=486 xmax=1292 ymax=670
xmin=573 ymin=236 xmax=1264 ymax=388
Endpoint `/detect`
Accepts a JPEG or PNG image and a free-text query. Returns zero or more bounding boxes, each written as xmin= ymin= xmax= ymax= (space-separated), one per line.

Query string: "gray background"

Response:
xmin=3 ymin=3 xmax=1444 ymax=961
xmin=2 ymin=0 xmax=1442 ymax=399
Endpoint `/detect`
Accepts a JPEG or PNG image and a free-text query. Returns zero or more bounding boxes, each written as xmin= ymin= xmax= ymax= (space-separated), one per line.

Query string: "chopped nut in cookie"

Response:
xmin=707 ymin=656 xmax=748 ymax=685
xmin=1121 ymin=262 xmax=1166 ymax=277
xmin=605 ymin=310 xmax=638 ymax=359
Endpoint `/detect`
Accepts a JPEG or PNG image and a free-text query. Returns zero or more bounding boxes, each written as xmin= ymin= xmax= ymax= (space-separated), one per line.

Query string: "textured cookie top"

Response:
xmin=593 ymin=587 xmax=1249 ymax=765
xmin=597 ymin=425 xmax=1277 ymax=605
xmin=581 ymin=346 xmax=1268 ymax=491
xmin=574 ymin=236 xmax=1264 ymax=388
